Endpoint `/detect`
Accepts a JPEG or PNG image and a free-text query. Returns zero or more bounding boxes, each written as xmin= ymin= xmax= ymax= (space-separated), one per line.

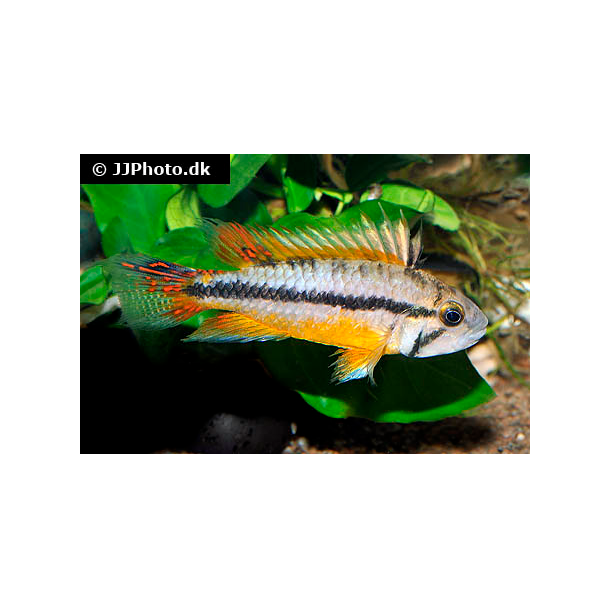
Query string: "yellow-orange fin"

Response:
xmin=331 ymin=341 xmax=387 ymax=385
xmin=184 ymin=312 xmax=289 ymax=343
xmin=199 ymin=207 xmax=421 ymax=269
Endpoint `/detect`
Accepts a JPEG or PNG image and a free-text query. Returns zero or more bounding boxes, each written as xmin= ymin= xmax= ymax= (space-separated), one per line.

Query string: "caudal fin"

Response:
xmin=103 ymin=255 xmax=206 ymax=329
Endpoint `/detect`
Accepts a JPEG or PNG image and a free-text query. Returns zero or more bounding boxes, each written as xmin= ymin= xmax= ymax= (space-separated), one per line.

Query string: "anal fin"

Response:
xmin=184 ymin=312 xmax=288 ymax=343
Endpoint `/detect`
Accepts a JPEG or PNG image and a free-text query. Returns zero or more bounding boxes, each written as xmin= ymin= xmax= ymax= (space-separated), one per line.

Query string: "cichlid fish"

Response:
xmin=105 ymin=210 xmax=488 ymax=383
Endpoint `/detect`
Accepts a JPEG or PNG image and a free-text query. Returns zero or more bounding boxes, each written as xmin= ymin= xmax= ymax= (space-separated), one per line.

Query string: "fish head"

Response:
xmin=400 ymin=284 xmax=488 ymax=358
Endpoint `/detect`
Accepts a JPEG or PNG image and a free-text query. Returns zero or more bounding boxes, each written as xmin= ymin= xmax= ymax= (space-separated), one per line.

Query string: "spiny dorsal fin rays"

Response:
xmin=408 ymin=220 xmax=423 ymax=265
xmin=200 ymin=207 xmax=423 ymax=269
xmin=380 ymin=206 xmax=402 ymax=264
xmin=299 ymin=226 xmax=343 ymax=257
xmin=309 ymin=226 xmax=347 ymax=258
xmin=394 ymin=210 xmax=410 ymax=266
xmin=358 ymin=214 xmax=388 ymax=262
xmin=343 ymin=222 xmax=372 ymax=260
xmin=267 ymin=227 xmax=302 ymax=258
xmin=309 ymin=224 xmax=351 ymax=258
xmin=279 ymin=227 xmax=318 ymax=258
xmin=320 ymin=222 xmax=364 ymax=258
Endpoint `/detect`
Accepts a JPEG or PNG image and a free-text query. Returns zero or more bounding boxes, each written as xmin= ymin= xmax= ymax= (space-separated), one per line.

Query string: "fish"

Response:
xmin=104 ymin=209 xmax=488 ymax=383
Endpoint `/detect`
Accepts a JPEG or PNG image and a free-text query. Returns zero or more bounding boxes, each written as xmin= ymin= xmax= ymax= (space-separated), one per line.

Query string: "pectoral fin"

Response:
xmin=331 ymin=342 xmax=387 ymax=385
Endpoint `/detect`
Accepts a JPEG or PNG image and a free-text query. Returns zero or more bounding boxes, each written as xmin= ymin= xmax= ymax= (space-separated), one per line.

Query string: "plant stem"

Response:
xmin=490 ymin=334 xmax=530 ymax=388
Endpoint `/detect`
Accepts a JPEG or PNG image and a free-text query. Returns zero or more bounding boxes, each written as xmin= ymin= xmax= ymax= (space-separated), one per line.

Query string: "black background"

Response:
xmin=80 ymin=154 xmax=230 ymax=184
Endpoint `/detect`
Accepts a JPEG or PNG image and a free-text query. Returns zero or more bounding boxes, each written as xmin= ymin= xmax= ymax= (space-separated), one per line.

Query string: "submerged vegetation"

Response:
xmin=80 ymin=154 xmax=529 ymax=423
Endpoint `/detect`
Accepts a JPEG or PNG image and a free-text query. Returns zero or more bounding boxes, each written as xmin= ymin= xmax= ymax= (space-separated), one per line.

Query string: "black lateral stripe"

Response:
xmin=186 ymin=280 xmax=436 ymax=317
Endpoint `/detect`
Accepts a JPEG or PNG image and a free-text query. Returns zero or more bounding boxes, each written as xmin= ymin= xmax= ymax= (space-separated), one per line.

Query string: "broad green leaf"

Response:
xmin=151 ymin=228 xmax=220 ymax=269
xmin=257 ymin=340 xmax=494 ymax=423
xmin=82 ymin=184 xmax=180 ymax=252
xmin=284 ymin=176 xmax=314 ymax=213
xmin=427 ymin=197 xmax=460 ymax=231
xmin=380 ymin=183 xmax=435 ymax=213
xmin=380 ymin=182 xmax=459 ymax=229
xmin=273 ymin=211 xmax=317 ymax=229
xmin=80 ymin=265 xmax=109 ymax=305
xmin=345 ymin=154 xmax=430 ymax=191
xmin=166 ymin=187 xmax=200 ymax=230
xmin=101 ymin=216 xmax=133 ymax=257
xmin=338 ymin=199 xmax=419 ymax=224
xmin=198 ymin=154 xmax=271 ymax=207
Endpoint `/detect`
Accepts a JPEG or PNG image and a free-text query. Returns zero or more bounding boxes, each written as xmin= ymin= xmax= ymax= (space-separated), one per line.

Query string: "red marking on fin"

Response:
xmin=104 ymin=255 xmax=212 ymax=330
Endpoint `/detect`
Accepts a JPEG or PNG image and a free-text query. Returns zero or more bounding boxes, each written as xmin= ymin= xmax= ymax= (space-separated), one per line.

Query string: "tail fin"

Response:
xmin=102 ymin=255 xmax=206 ymax=330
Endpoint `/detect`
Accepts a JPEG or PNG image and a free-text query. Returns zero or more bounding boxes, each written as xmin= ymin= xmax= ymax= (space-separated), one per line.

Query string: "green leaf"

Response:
xmin=166 ymin=187 xmax=201 ymax=230
xmin=380 ymin=183 xmax=435 ymax=213
xmin=151 ymin=227 xmax=220 ymax=269
xmin=379 ymin=183 xmax=459 ymax=229
xmin=427 ymin=197 xmax=460 ymax=231
xmin=258 ymin=341 xmax=495 ymax=423
xmin=80 ymin=265 xmax=109 ymax=305
xmin=198 ymin=154 xmax=271 ymax=207
xmin=82 ymin=184 xmax=180 ymax=252
xmin=339 ymin=199 xmax=419 ymax=224
xmin=345 ymin=154 xmax=430 ymax=191
xmin=101 ymin=216 xmax=133 ymax=257
xmin=272 ymin=211 xmax=318 ymax=229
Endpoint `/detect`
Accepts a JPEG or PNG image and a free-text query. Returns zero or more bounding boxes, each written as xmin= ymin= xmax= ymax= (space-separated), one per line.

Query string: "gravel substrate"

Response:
xmin=281 ymin=372 xmax=530 ymax=454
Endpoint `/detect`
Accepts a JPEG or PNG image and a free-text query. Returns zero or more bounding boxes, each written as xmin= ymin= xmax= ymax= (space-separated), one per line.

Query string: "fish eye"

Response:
xmin=440 ymin=301 xmax=464 ymax=327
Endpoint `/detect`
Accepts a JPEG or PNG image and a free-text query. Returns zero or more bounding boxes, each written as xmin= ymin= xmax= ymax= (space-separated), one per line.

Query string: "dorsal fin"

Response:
xmin=200 ymin=208 xmax=423 ymax=269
